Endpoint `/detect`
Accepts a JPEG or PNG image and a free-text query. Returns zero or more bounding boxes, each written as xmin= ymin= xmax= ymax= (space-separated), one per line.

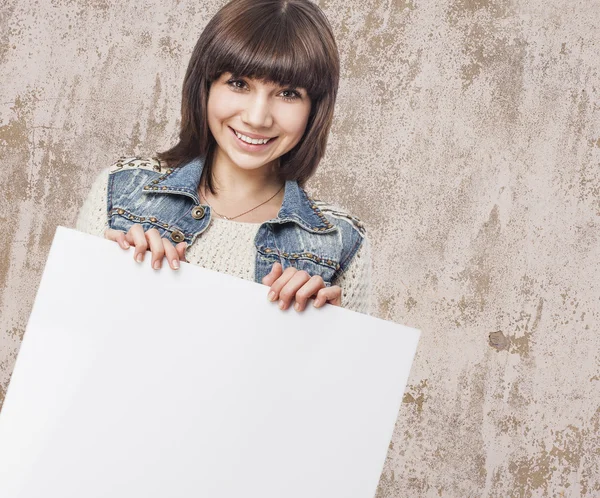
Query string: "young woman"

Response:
xmin=76 ymin=0 xmax=372 ymax=315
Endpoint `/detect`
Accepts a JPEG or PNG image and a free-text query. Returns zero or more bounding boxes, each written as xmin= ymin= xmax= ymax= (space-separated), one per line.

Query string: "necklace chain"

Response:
xmin=199 ymin=183 xmax=284 ymax=221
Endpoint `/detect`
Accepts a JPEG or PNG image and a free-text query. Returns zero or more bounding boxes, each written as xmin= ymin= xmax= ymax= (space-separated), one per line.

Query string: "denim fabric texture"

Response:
xmin=107 ymin=156 xmax=366 ymax=286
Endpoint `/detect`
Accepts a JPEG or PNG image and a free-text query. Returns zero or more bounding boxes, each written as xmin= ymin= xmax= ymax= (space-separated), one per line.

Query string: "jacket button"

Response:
xmin=191 ymin=206 xmax=205 ymax=220
xmin=170 ymin=230 xmax=185 ymax=243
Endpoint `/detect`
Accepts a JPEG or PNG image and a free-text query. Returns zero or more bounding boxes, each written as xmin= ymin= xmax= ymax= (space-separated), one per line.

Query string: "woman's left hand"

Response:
xmin=262 ymin=262 xmax=342 ymax=312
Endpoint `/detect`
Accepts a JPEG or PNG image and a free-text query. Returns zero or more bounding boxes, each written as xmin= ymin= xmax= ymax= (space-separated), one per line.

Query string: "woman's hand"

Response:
xmin=262 ymin=262 xmax=342 ymax=312
xmin=104 ymin=226 xmax=187 ymax=270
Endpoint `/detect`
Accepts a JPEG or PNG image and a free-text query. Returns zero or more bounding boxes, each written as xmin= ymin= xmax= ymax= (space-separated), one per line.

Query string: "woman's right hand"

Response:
xmin=104 ymin=225 xmax=187 ymax=270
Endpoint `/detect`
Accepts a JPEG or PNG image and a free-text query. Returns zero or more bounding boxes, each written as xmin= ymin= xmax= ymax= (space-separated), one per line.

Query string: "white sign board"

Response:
xmin=0 ymin=227 xmax=420 ymax=498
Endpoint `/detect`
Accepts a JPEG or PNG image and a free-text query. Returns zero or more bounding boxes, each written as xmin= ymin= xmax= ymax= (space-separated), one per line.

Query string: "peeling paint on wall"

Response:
xmin=1 ymin=0 xmax=599 ymax=496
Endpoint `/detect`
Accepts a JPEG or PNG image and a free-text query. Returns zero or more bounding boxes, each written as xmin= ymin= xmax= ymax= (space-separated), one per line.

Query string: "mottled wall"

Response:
xmin=1 ymin=0 xmax=599 ymax=496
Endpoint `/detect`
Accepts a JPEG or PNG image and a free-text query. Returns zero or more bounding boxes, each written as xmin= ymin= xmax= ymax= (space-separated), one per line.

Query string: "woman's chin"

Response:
xmin=224 ymin=153 xmax=276 ymax=172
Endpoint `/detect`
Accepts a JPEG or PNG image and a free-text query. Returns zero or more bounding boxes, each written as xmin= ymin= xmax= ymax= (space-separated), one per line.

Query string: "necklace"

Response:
xmin=199 ymin=183 xmax=285 ymax=221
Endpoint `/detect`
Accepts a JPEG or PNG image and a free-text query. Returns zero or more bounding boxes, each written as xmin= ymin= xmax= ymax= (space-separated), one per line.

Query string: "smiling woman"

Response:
xmin=206 ymin=72 xmax=312 ymax=186
xmin=164 ymin=0 xmax=339 ymax=195
xmin=75 ymin=0 xmax=372 ymax=315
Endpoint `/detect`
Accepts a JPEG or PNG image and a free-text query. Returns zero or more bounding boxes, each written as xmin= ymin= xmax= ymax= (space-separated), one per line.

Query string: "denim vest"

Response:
xmin=107 ymin=156 xmax=366 ymax=286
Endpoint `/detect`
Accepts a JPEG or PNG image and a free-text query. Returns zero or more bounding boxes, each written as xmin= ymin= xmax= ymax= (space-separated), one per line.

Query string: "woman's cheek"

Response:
xmin=280 ymin=103 xmax=311 ymax=142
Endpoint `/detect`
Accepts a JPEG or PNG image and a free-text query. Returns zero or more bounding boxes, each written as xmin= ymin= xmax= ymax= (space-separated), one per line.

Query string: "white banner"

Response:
xmin=0 ymin=227 xmax=420 ymax=498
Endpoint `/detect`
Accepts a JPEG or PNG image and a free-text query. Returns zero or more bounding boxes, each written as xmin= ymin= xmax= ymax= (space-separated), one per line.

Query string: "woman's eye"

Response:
xmin=280 ymin=89 xmax=301 ymax=101
xmin=227 ymin=79 xmax=247 ymax=90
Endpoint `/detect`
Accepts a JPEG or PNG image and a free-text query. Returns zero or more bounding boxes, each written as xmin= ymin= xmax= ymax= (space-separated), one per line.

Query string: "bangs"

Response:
xmin=206 ymin=5 xmax=332 ymax=99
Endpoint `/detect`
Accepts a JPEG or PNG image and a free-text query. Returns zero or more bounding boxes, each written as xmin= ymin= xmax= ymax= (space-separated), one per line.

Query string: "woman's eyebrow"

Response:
xmin=277 ymin=82 xmax=305 ymax=91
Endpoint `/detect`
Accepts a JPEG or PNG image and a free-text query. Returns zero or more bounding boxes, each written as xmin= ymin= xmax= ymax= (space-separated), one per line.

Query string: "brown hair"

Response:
xmin=156 ymin=0 xmax=340 ymax=193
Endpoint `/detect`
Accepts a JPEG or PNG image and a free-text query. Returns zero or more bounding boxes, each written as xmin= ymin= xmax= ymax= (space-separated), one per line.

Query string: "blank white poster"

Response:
xmin=0 ymin=226 xmax=420 ymax=498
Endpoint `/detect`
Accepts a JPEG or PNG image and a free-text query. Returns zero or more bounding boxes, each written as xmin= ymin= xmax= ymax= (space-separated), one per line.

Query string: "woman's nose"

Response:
xmin=241 ymin=95 xmax=273 ymax=129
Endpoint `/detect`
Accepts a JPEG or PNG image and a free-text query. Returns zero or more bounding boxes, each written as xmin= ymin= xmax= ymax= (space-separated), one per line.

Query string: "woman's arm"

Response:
xmin=75 ymin=167 xmax=111 ymax=237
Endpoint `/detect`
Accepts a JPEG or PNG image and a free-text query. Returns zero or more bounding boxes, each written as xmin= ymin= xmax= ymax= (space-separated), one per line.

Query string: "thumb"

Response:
xmin=175 ymin=242 xmax=188 ymax=262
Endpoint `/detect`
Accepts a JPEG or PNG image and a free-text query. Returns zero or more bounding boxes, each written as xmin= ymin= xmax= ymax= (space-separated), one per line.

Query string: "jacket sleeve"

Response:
xmin=75 ymin=167 xmax=111 ymax=237
xmin=332 ymin=234 xmax=373 ymax=316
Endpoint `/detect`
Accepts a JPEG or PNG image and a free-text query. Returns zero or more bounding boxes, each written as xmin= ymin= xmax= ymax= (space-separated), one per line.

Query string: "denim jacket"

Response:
xmin=107 ymin=156 xmax=366 ymax=286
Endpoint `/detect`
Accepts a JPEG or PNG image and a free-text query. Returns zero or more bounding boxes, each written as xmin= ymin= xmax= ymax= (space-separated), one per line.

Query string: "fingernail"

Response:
xmin=313 ymin=299 xmax=320 ymax=308
xmin=172 ymin=259 xmax=179 ymax=270
xmin=294 ymin=302 xmax=301 ymax=312
xmin=279 ymin=300 xmax=285 ymax=310
xmin=153 ymin=260 xmax=161 ymax=270
xmin=268 ymin=291 xmax=276 ymax=301
xmin=136 ymin=253 xmax=144 ymax=263
xmin=122 ymin=240 xmax=130 ymax=249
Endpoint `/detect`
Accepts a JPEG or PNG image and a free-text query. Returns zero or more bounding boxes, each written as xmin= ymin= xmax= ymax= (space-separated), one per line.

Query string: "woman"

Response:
xmin=76 ymin=0 xmax=372 ymax=315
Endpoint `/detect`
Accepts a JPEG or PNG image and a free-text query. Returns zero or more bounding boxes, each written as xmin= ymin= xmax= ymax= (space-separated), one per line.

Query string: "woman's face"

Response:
xmin=207 ymin=72 xmax=312 ymax=175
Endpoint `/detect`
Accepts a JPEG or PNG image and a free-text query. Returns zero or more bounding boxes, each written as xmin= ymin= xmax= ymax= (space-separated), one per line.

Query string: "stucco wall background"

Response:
xmin=1 ymin=0 xmax=599 ymax=496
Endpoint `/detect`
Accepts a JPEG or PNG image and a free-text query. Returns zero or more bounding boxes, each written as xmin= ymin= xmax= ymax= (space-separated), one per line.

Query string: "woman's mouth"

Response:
xmin=229 ymin=127 xmax=277 ymax=150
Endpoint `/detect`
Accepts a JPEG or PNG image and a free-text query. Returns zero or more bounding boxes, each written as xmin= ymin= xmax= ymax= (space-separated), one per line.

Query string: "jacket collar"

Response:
xmin=145 ymin=156 xmax=337 ymax=234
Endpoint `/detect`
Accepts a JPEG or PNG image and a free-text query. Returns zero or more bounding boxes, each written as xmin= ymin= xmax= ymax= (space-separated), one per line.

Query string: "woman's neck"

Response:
xmin=199 ymin=150 xmax=285 ymax=222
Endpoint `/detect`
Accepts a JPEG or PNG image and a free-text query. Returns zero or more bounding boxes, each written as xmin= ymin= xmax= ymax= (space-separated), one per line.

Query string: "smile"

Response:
xmin=229 ymin=127 xmax=276 ymax=146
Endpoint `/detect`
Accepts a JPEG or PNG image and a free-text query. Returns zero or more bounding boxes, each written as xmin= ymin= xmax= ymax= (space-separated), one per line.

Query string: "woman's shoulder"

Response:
xmin=302 ymin=190 xmax=367 ymax=238
xmin=82 ymin=156 xmax=163 ymax=195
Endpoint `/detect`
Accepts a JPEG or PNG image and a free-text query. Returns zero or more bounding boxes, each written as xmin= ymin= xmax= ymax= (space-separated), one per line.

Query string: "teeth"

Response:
xmin=234 ymin=130 xmax=271 ymax=145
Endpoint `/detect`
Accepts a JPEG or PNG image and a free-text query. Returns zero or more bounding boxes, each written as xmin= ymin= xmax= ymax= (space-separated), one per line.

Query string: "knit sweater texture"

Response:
xmin=75 ymin=167 xmax=372 ymax=315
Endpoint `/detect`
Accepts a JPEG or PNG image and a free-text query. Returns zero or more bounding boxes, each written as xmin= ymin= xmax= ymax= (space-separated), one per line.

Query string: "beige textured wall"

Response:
xmin=1 ymin=0 xmax=599 ymax=496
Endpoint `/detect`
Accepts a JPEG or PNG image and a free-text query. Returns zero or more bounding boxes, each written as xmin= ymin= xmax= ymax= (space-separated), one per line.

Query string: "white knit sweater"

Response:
xmin=75 ymin=167 xmax=372 ymax=315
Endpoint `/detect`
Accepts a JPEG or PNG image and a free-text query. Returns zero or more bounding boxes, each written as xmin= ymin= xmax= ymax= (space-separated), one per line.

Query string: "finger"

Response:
xmin=313 ymin=285 xmax=343 ymax=308
xmin=262 ymin=262 xmax=283 ymax=287
xmin=293 ymin=275 xmax=325 ymax=312
xmin=277 ymin=270 xmax=312 ymax=310
xmin=266 ymin=266 xmax=297 ymax=304
xmin=162 ymin=238 xmax=181 ymax=270
xmin=145 ymin=228 xmax=165 ymax=270
xmin=175 ymin=242 xmax=188 ymax=263
xmin=128 ymin=224 xmax=149 ymax=263
xmin=104 ymin=229 xmax=130 ymax=249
